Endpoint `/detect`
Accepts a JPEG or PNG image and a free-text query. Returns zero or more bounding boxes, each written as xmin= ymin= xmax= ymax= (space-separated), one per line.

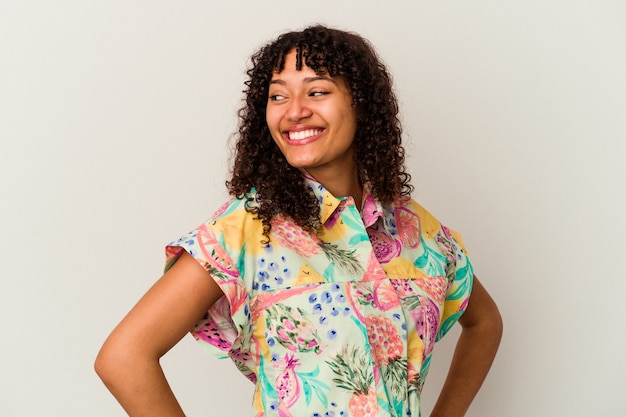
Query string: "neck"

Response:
xmin=306 ymin=165 xmax=363 ymax=208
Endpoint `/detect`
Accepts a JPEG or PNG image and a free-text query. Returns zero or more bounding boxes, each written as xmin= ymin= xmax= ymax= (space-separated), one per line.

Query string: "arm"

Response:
xmin=430 ymin=276 xmax=503 ymax=417
xmin=94 ymin=252 xmax=224 ymax=417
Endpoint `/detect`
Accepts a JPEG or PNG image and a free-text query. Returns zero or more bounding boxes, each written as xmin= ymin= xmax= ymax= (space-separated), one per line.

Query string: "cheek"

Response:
xmin=265 ymin=115 xmax=283 ymax=144
xmin=265 ymin=108 xmax=282 ymax=134
xmin=340 ymin=110 xmax=358 ymax=137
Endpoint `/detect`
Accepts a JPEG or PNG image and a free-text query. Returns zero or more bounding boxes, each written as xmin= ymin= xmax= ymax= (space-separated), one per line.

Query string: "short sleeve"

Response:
xmin=165 ymin=217 xmax=251 ymax=362
xmin=435 ymin=226 xmax=474 ymax=341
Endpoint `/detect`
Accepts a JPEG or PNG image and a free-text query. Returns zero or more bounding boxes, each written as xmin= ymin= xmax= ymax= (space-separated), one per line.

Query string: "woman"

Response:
xmin=95 ymin=25 xmax=502 ymax=417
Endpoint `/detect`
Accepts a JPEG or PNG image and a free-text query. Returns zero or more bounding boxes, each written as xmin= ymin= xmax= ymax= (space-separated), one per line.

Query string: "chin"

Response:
xmin=284 ymin=158 xmax=318 ymax=171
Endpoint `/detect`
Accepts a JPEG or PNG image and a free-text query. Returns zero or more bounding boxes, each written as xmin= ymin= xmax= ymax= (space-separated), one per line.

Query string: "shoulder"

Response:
xmin=202 ymin=193 xmax=267 ymax=255
xmin=209 ymin=192 xmax=257 ymax=222
xmin=391 ymin=196 xmax=443 ymax=238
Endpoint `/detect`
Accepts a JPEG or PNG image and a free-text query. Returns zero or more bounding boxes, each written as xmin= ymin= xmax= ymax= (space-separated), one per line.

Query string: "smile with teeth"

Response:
xmin=287 ymin=129 xmax=323 ymax=141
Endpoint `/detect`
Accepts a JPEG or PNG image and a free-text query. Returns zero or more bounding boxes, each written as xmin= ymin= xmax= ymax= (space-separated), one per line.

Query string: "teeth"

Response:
xmin=288 ymin=129 xmax=321 ymax=140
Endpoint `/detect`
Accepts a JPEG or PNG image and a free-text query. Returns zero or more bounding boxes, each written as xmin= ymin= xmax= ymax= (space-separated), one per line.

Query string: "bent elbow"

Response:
xmin=94 ymin=344 xmax=117 ymax=385
xmin=94 ymin=341 xmax=135 ymax=389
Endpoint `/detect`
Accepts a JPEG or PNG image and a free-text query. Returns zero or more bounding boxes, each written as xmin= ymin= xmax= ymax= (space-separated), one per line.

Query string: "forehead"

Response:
xmin=272 ymin=51 xmax=317 ymax=79
xmin=272 ymin=48 xmax=331 ymax=77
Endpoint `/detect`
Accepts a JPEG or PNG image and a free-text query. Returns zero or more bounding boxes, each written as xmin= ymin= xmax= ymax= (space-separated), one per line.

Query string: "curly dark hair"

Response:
xmin=226 ymin=24 xmax=412 ymax=238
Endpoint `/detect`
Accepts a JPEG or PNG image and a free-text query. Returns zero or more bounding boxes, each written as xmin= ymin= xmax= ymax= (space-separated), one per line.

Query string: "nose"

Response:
xmin=286 ymin=95 xmax=312 ymax=122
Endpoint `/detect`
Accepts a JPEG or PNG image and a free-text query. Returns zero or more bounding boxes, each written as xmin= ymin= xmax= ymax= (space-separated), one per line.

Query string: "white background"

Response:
xmin=1 ymin=1 xmax=625 ymax=416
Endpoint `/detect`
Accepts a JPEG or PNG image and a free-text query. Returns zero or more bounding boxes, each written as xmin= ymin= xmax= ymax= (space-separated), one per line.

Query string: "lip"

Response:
xmin=282 ymin=127 xmax=326 ymax=145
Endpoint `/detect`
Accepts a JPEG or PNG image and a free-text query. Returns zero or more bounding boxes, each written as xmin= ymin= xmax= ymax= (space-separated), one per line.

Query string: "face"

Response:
xmin=266 ymin=49 xmax=357 ymax=181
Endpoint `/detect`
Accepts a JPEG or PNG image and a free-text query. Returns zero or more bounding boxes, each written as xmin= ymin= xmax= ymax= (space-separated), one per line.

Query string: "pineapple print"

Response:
xmin=272 ymin=216 xmax=323 ymax=257
xmin=326 ymin=346 xmax=377 ymax=416
xmin=273 ymin=215 xmax=363 ymax=277
xmin=365 ymin=315 xmax=407 ymax=401
xmin=365 ymin=315 xmax=402 ymax=366
xmin=407 ymin=364 xmax=424 ymax=396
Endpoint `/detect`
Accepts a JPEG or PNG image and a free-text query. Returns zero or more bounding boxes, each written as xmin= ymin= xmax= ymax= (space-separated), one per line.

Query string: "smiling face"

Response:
xmin=266 ymin=49 xmax=358 ymax=183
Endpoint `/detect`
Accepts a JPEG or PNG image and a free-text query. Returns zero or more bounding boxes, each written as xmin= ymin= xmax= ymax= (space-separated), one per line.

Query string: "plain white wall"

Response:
xmin=1 ymin=1 xmax=625 ymax=416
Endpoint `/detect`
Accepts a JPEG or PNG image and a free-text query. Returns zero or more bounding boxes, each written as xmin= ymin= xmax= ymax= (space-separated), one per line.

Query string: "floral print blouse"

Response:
xmin=165 ymin=174 xmax=473 ymax=417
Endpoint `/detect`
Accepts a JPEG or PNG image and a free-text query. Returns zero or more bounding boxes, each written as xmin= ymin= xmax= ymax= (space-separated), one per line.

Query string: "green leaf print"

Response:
xmin=446 ymin=276 xmax=472 ymax=301
xmin=377 ymin=398 xmax=392 ymax=415
xmin=453 ymin=262 xmax=473 ymax=284
xmin=409 ymin=355 xmax=430 ymax=395
xmin=403 ymin=295 xmax=422 ymax=311
xmin=383 ymin=357 xmax=408 ymax=395
xmin=348 ymin=232 xmax=370 ymax=246
xmin=258 ymin=355 xmax=278 ymax=407
xmin=320 ymin=242 xmax=364 ymax=276
xmin=326 ymin=346 xmax=373 ymax=394
xmin=341 ymin=209 xmax=367 ymax=232
xmin=323 ymin=263 xmax=335 ymax=282
xmin=237 ymin=242 xmax=246 ymax=278
xmin=297 ymin=366 xmax=330 ymax=407
xmin=207 ymin=265 xmax=230 ymax=281
xmin=437 ymin=312 xmax=463 ymax=341
xmin=381 ymin=357 xmax=408 ymax=416
xmin=414 ymin=236 xmax=446 ymax=276
xmin=408 ymin=371 xmax=425 ymax=396
xmin=302 ymin=377 xmax=313 ymax=406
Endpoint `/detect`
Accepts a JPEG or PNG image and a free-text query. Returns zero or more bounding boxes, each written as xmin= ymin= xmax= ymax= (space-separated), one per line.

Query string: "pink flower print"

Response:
xmin=272 ymin=216 xmax=322 ymax=257
xmin=275 ymin=353 xmax=301 ymax=408
xmin=289 ymin=308 xmax=305 ymax=322
xmin=305 ymin=340 xmax=319 ymax=350
xmin=354 ymin=286 xmax=375 ymax=306
xmin=265 ymin=304 xmax=321 ymax=353
xmin=395 ymin=206 xmax=420 ymax=248
xmin=277 ymin=328 xmax=290 ymax=342
xmin=295 ymin=321 xmax=319 ymax=350
xmin=368 ymin=228 xmax=401 ymax=264
xmin=282 ymin=318 xmax=296 ymax=331
xmin=373 ymin=280 xmax=401 ymax=311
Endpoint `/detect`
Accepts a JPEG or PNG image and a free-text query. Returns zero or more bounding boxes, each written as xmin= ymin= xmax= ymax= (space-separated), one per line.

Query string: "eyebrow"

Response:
xmin=269 ymin=76 xmax=337 ymax=86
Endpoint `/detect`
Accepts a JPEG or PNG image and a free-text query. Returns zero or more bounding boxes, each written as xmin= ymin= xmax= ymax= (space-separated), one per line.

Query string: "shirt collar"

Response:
xmin=361 ymin=182 xmax=386 ymax=228
xmin=301 ymin=171 xmax=386 ymax=227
